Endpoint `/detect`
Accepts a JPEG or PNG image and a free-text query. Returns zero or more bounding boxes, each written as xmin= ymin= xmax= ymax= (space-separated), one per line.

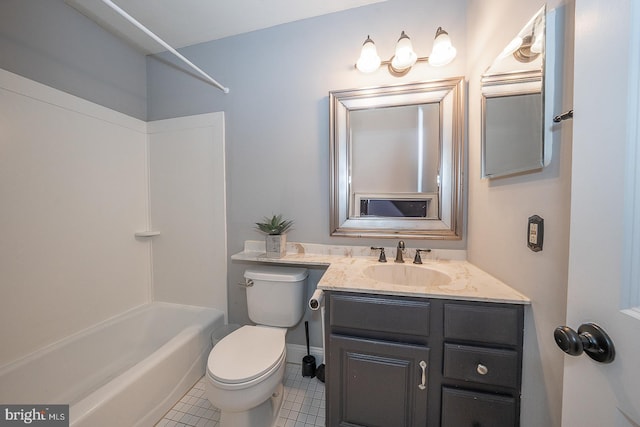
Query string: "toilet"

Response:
xmin=205 ymin=266 xmax=308 ymax=427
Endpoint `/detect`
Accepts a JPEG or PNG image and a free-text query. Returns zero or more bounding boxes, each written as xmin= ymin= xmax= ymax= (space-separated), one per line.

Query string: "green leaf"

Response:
xmin=254 ymin=214 xmax=294 ymax=235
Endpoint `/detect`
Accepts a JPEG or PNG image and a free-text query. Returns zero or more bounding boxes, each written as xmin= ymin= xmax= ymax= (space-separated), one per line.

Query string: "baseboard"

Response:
xmin=286 ymin=344 xmax=324 ymax=365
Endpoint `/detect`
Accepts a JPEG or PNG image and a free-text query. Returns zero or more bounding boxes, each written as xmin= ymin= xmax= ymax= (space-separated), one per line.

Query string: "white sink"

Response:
xmin=363 ymin=264 xmax=452 ymax=287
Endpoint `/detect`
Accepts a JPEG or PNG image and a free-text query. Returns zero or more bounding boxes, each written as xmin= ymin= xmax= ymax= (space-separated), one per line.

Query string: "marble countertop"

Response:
xmin=231 ymin=241 xmax=530 ymax=304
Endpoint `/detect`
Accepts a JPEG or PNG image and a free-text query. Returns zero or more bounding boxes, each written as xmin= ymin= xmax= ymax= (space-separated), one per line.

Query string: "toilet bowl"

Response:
xmin=205 ymin=266 xmax=308 ymax=427
xmin=205 ymin=325 xmax=286 ymax=426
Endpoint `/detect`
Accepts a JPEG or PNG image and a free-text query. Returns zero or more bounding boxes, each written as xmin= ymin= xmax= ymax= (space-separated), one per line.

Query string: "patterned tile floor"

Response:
xmin=155 ymin=363 xmax=326 ymax=427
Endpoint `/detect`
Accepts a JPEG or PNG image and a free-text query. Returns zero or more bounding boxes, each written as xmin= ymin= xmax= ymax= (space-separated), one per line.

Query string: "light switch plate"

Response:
xmin=528 ymin=215 xmax=544 ymax=252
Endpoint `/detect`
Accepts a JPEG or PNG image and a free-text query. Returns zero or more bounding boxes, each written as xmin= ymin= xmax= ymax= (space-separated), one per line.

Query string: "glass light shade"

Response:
xmin=428 ymin=27 xmax=457 ymax=67
xmin=531 ymin=32 xmax=543 ymax=54
xmin=356 ymin=36 xmax=381 ymax=73
xmin=391 ymin=31 xmax=417 ymax=70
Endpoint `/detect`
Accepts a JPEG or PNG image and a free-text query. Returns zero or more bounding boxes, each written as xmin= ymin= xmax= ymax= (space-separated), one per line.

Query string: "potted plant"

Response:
xmin=255 ymin=214 xmax=294 ymax=258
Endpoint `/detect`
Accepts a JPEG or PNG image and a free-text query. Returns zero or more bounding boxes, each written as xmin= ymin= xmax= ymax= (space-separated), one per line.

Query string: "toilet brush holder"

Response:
xmin=302 ymin=321 xmax=316 ymax=377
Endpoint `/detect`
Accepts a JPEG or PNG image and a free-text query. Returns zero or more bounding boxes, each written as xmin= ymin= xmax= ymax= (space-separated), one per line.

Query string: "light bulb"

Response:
xmin=356 ymin=36 xmax=381 ymax=73
xmin=391 ymin=31 xmax=417 ymax=71
xmin=428 ymin=27 xmax=457 ymax=67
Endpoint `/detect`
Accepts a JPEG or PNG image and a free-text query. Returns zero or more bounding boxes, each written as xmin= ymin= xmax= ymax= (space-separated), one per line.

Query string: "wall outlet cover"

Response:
xmin=527 ymin=215 xmax=544 ymax=252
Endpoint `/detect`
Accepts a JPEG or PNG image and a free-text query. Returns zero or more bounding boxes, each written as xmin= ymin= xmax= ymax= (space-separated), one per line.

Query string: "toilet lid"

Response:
xmin=207 ymin=325 xmax=285 ymax=384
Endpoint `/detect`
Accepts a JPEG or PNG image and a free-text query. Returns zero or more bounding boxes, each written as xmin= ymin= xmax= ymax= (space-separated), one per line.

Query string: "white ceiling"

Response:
xmin=66 ymin=0 xmax=387 ymax=54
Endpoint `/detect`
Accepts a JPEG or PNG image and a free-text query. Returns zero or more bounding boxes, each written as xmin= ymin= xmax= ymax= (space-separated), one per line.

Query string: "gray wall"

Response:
xmin=466 ymin=1 xmax=572 ymax=425
xmin=146 ymin=0 xmax=469 ymax=342
xmin=0 ymin=0 xmax=147 ymax=120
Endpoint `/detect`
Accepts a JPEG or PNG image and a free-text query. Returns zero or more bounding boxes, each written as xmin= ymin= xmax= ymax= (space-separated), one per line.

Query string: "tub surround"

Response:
xmin=232 ymin=241 xmax=529 ymax=304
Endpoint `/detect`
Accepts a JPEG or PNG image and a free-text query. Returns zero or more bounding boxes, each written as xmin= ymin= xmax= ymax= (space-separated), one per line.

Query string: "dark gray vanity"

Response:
xmin=231 ymin=241 xmax=529 ymax=426
xmin=325 ymin=291 xmax=524 ymax=427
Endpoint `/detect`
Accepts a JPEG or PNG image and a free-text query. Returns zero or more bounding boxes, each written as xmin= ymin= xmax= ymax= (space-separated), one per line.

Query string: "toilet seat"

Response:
xmin=207 ymin=325 xmax=286 ymax=387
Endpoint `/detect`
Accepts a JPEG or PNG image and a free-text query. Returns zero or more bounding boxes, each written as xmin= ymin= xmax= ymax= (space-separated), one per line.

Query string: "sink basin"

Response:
xmin=363 ymin=264 xmax=452 ymax=287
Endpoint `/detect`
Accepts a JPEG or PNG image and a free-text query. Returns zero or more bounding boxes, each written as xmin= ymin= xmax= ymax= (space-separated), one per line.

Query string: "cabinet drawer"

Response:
xmin=443 ymin=343 xmax=519 ymax=389
xmin=441 ymin=387 xmax=516 ymax=427
xmin=330 ymin=293 xmax=430 ymax=337
xmin=444 ymin=303 xmax=521 ymax=346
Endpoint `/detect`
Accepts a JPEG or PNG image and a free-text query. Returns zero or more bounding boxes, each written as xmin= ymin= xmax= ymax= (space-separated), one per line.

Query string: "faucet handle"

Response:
xmin=413 ymin=249 xmax=432 ymax=264
xmin=371 ymin=247 xmax=387 ymax=263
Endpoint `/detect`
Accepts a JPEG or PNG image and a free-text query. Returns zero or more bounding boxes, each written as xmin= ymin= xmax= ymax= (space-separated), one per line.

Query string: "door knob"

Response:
xmin=554 ymin=322 xmax=615 ymax=363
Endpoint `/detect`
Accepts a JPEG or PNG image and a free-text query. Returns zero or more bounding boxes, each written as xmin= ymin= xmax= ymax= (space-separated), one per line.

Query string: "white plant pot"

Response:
xmin=265 ymin=234 xmax=287 ymax=258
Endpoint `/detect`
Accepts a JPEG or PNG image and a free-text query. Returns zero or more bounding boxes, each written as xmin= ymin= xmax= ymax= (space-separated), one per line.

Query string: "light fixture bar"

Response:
xmin=382 ymin=56 xmax=430 ymax=77
xmin=355 ymin=27 xmax=456 ymax=76
xmin=99 ymin=0 xmax=230 ymax=93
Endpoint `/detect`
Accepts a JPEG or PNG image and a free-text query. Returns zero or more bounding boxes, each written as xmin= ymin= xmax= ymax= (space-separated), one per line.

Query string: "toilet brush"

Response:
xmin=302 ymin=321 xmax=316 ymax=378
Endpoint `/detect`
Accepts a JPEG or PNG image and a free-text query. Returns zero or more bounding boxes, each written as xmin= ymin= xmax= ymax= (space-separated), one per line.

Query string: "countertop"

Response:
xmin=232 ymin=241 xmax=530 ymax=304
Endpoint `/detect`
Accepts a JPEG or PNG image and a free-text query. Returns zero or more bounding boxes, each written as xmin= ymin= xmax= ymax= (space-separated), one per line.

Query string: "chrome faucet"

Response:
xmin=395 ymin=240 xmax=405 ymax=263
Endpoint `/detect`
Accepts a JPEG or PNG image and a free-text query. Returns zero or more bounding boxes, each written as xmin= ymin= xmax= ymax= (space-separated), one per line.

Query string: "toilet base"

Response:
xmin=219 ymin=382 xmax=284 ymax=427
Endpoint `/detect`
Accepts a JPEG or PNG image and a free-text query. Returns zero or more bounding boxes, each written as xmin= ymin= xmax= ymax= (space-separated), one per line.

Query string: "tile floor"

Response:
xmin=155 ymin=363 xmax=326 ymax=427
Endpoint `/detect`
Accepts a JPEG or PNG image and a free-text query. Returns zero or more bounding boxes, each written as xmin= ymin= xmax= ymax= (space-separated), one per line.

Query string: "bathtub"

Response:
xmin=0 ymin=302 xmax=225 ymax=427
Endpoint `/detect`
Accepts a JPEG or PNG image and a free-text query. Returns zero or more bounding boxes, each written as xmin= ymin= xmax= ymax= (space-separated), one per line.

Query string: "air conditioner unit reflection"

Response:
xmin=353 ymin=192 xmax=440 ymax=219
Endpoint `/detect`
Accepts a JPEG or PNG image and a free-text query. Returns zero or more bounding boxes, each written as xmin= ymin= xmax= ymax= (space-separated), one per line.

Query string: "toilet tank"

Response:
xmin=244 ymin=266 xmax=308 ymax=327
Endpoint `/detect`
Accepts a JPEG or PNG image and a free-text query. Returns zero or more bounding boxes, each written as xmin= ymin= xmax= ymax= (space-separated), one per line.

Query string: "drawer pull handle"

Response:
xmin=476 ymin=363 xmax=489 ymax=375
xmin=418 ymin=360 xmax=427 ymax=390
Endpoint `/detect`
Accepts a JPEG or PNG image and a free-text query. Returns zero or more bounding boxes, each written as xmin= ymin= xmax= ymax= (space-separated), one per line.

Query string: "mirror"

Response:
xmin=329 ymin=78 xmax=464 ymax=239
xmin=481 ymin=6 xmax=546 ymax=178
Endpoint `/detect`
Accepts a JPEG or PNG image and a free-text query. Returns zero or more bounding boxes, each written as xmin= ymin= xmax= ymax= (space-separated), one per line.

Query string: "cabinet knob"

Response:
xmin=476 ymin=363 xmax=488 ymax=375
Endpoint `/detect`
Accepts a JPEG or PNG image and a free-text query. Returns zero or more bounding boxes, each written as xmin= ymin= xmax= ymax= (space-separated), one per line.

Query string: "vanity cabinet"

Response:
xmin=325 ymin=291 xmax=524 ymax=427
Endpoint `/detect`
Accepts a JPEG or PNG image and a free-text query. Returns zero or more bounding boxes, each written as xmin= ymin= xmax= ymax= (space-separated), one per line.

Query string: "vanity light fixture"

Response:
xmin=498 ymin=36 xmax=524 ymax=59
xmin=355 ymin=27 xmax=457 ymax=76
xmin=498 ymin=34 xmax=540 ymax=63
xmin=512 ymin=35 xmax=540 ymax=63
xmin=498 ymin=13 xmax=544 ymax=63
xmin=530 ymin=27 xmax=544 ymax=54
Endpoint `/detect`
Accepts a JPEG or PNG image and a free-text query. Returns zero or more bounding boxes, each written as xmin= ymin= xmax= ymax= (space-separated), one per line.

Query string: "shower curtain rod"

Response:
xmin=100 ymin=0 xmax=230 ymax=93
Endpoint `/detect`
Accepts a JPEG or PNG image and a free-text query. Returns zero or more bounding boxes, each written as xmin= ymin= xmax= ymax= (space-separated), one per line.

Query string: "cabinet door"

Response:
xmin=328 ymin=335 xmax=430 ymax=427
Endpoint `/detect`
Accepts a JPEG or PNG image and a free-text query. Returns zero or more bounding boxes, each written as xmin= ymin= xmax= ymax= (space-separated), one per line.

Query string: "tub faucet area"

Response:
xmin=395 ymin=240 xmax=405 ymax=263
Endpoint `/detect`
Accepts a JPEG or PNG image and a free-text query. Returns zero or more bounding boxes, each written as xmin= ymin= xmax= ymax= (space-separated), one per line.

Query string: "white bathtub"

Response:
xmin=0 ymin=302 xmax=225 ymax=427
